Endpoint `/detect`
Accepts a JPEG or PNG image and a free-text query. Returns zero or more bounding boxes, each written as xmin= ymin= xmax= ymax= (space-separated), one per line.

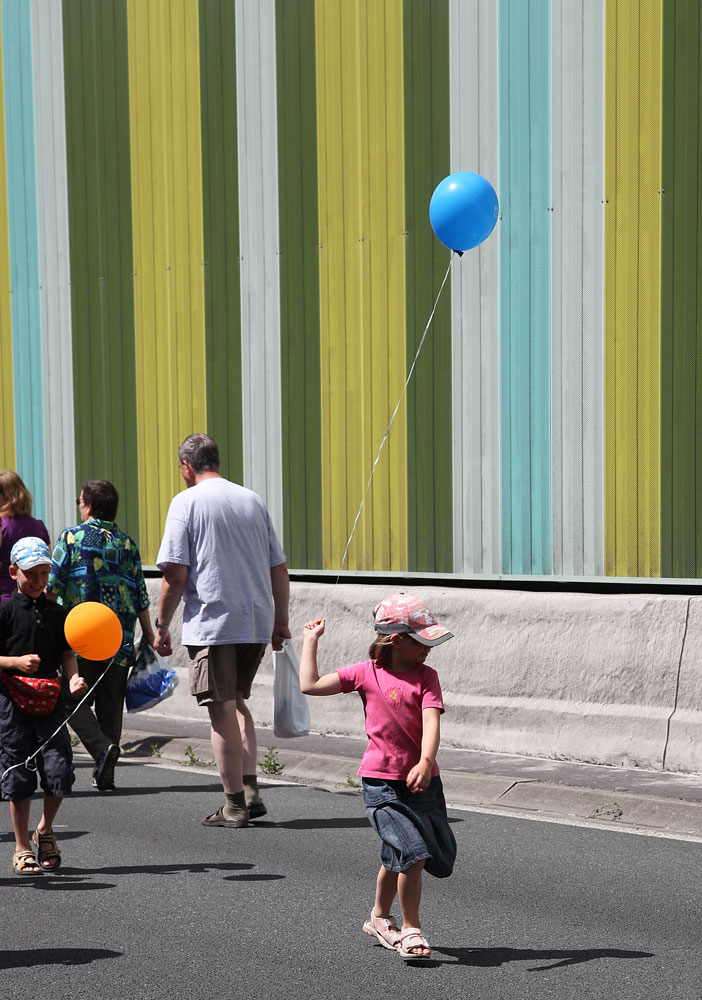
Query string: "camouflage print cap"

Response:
xmin=373 ymin=592 xmax=453 ymax=647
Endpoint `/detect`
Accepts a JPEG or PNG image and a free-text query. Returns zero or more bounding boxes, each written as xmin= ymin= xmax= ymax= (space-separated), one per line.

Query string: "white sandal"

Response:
xmin=363 ymin=910 xmax=401 ymax=951
xmin=397 ymin=926 xmax=431 ymax=961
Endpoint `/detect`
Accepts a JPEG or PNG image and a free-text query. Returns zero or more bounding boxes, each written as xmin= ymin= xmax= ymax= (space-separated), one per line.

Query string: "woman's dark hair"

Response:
xmin=178 ymin=433 xmax=220 ymax=473
xmin=81 ymin=480 xmax=119 ymax=521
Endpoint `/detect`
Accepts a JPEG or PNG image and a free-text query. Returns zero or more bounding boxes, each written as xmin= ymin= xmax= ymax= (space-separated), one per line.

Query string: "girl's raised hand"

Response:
xmin=303 ymin=619 xmax=326 ymax=641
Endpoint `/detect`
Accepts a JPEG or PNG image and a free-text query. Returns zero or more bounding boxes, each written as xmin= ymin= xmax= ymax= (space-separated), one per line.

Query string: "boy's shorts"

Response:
xmin=0 ymin=689 xmax=75 ymax=801
xmin=362 ymin=775 xmax=457 ymax=879
xmin=186 ymin=643 xmax=266 ymax=705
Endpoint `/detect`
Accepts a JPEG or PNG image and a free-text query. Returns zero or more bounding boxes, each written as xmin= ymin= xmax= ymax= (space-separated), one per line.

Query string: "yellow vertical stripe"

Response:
xmin=127 ymin=0 xmax=206 ymax=561
xmin=604 ymin=0 xmax=662 ymax=577
xmin=0 ymin=2 xmax=15 ymax=467
xmin=316 ymin=0 xmax=407 ymax=571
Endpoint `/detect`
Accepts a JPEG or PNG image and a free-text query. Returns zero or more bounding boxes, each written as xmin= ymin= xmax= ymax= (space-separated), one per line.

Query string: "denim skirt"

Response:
xmin=362 ymin=775 xmax=457 ymax=879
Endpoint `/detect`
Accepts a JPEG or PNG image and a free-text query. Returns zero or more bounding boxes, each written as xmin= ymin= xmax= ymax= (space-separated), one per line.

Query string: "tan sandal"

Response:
xmin=12 ymin=849 xmax=42 ymax=875
xmin=32 ymin=829 xmax=61 ymax=871
xmin=363 ymin=910 xmax=401 ymax=951
xmin=397 ymin=927 xmax=431 ymax=961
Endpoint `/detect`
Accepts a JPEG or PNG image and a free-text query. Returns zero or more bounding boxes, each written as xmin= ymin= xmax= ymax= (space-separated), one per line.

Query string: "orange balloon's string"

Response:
xmin=0 ymin=658 xmax=114 ymax=782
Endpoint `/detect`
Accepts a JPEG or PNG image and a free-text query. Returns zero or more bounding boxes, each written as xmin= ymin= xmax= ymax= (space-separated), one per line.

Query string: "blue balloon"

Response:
xmin=429 ymin=172 xmax=499 ymax=252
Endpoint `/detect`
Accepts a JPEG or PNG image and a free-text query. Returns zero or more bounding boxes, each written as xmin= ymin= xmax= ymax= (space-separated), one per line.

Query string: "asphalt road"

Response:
xmin=1 ymin=758 xmax=701 ymax=1000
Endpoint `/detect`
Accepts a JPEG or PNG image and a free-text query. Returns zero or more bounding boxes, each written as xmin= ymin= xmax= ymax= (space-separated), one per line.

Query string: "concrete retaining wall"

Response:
xmin=143 ymin=580 xmax=701 ymax=774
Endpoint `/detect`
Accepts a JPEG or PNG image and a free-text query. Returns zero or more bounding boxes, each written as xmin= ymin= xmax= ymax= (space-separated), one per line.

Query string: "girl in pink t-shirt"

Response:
xmin=300 ymin=593 xmax=456 ymax=962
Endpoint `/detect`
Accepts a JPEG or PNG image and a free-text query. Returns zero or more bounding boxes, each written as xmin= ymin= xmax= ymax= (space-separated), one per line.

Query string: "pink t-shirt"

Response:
xmin=337 ymin=659 xmax=444 ymax=780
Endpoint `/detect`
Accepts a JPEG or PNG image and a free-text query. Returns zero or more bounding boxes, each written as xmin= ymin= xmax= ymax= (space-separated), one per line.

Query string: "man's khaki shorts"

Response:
xmin=186 ymin=643 xmax=266 ymax=705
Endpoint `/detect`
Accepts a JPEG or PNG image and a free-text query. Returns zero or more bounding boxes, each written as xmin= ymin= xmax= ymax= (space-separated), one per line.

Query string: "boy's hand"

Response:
xmin=405 ymin=759 xmax=433 ymax=794
xmin=303 ymin=619 xmax=325 ymax=641
xmin=15 ymin=654 xmax=41 ymax=675
xmin=69 ymin=674 xmax=89 ymax=696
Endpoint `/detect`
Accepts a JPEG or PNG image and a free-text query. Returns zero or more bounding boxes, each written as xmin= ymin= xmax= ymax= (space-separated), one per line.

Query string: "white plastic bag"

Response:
xmin=126 ymin=640 xmax=179 ymax=713
xmin=272 ymin=640 xmax=310 ymax=738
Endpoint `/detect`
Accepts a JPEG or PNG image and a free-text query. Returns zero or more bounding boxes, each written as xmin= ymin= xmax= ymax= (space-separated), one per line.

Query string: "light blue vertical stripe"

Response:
xmin=499 ymin=0 xmax=551 ymax=574
xmin=2 ymin=0 xmax=45 ymax=520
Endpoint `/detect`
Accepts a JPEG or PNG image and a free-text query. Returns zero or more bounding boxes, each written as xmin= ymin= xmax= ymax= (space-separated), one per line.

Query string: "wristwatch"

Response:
xmin=155 ymin=620 xmax=170 ymax=630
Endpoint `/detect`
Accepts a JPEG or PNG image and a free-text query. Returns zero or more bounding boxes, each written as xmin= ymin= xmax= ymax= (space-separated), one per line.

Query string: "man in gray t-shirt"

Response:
xmin=155 ymin=433 xmax=290 ymax=828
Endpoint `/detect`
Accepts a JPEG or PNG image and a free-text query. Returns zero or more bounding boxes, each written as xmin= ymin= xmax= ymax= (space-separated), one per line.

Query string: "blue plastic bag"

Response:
xmin=126 ymin=641 xmax=179 ymax=713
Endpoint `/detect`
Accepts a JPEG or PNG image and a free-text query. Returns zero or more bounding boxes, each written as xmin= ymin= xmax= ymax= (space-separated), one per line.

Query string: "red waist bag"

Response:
xmin=2 ymin=673 xmax=61 ymax=715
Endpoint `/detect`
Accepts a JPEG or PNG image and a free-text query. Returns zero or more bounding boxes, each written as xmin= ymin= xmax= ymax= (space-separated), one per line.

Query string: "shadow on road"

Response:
xmin=253 ymin=817 xmax=370 ymax=830
xmin=0 ymin=947 xmax=121 ymax=969
xmin=0 ymin=875 xmax=116 ymax=890
xmin=0 ymin=829 xmax=88 ymax=844
xmin=224 ymin=872 xmax=285 ymax=882
xmin=68 ymin=782 xmax=225 ymax=798
xmin=59 ymin=861 xmax=256 ymax=876
xmin=0 ymin=860 xmax=266 ymax=890
xmin=433 ymin=946 xmax=654 ymax=971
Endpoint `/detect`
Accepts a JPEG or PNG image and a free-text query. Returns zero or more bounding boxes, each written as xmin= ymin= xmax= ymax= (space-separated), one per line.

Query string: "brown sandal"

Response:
xmin=32 ymin=829 xmax=61 ymax=870
xmin=201 ymin=806 xmax=249 ymax=829
xmin=12 ymin=849 xmax=42 ymax=874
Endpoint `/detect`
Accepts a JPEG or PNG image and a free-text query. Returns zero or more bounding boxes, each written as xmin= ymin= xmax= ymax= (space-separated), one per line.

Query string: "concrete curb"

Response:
xmin=119 ymin=728 xmax=702 ymax=841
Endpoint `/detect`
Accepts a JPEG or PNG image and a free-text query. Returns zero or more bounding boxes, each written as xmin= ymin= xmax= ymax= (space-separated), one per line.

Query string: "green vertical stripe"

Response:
xmin=276 ymin=0 xmax=321 ymax=568
xmin=660 ymin=1 xmax=702 ymax=578
xmin=403 ymin=0 xmax=452 ymax=573
xmin=62 ymin=0 xmax=139 ymax=539
xmin=199 ymin=0 xmax=243 ymax=483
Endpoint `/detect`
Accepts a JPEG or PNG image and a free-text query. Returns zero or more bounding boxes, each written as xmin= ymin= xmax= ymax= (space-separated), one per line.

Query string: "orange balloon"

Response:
xmin=64 ymin=602 xmax=123 ymax=661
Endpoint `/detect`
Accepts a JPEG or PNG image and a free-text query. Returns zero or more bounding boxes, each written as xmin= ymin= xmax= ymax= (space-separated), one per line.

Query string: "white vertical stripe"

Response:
xmin=551 ymin=0 xmax=605 ymax=576
xmin=236 ymin=0 xmax=283 ymax=534
xmin=450 ymin=0 xmax=500 ymax=574
xmin=31 ymin=0 xmax=75 ymax=543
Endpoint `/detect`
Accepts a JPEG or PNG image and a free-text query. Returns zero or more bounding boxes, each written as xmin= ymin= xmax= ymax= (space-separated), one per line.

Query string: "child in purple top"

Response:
xmin=300 ymin=593 xmax=456 ymax=962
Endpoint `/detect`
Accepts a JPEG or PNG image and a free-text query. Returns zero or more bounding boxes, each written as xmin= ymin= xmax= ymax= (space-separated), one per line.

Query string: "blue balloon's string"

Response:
xmin=319 ymin=251 xmax=457 ymax=622
xmin=0 ymin=660 xmax=114 ymax=783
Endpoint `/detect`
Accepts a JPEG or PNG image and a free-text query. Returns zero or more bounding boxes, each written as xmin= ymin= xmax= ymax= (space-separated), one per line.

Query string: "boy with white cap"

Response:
xmin=0 ymin=537 xmax=87 ymax=873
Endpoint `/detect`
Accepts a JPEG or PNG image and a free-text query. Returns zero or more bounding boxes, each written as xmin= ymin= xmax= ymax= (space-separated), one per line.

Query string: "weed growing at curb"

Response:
xmin=184 ymin=744 xmax=214 ymax=767
xmin=150 ymin=743 xmax=162 ymax=758
xmin=588 ymin=801 xmax=623 ymax=821
xmin=258 ymin=746 xmax=283 ymax=775
xmin=70 ymin=735 xmax=80 ymax=747
xmin=346 ymin=776 xmax=361 ymax=788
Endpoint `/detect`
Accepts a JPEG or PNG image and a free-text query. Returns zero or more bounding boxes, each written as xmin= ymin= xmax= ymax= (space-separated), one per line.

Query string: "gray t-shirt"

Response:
xmin=156 ymin=477 xmax=286 ymax=645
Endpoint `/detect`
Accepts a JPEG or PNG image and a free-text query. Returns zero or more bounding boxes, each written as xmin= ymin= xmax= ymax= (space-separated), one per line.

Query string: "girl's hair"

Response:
xmin=0 ymin=470 xmax=33 ymax=517
xmin=369 ymin=633 xmax=394 ymax=667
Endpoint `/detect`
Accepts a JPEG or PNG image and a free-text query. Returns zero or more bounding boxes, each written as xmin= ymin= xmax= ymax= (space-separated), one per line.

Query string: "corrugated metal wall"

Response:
xmin=1 ymin=0 xmax=701 ymax=583
xmin=0 ymin=0 xmax=13 ymax=468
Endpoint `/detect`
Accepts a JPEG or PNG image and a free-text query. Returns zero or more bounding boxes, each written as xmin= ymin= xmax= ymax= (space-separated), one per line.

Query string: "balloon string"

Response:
xmin=0 ymin=659 xmax=114 ymax=783
xmin=320 ymin=251 xmax=457 ymax=623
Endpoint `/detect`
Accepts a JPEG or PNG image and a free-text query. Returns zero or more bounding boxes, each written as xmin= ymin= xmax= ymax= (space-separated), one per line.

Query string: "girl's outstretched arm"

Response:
xmin=300 ymin=619 xmax=343 ymax=696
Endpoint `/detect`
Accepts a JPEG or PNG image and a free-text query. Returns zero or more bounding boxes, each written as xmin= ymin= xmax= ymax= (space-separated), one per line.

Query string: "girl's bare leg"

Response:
xmin=398 ymin=861 xmax=430 ymax=955
xmin=374 ymin=863 xmax=399 ymax=917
